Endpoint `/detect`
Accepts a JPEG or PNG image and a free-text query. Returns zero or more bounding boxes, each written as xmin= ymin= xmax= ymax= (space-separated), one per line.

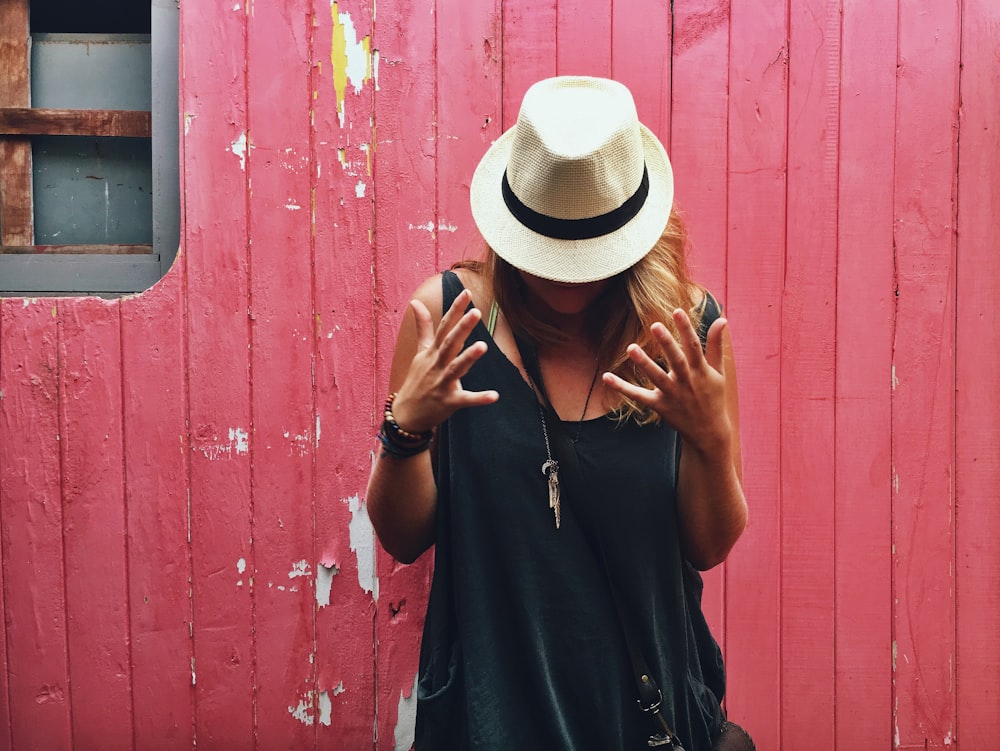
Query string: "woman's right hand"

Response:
xmin=389 ymin=288 xmax=500 ymax=435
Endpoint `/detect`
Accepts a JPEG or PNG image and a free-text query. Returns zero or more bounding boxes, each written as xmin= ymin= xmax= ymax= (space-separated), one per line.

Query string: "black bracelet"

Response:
xmin=377 ymin=421 xmax=431 ymax=458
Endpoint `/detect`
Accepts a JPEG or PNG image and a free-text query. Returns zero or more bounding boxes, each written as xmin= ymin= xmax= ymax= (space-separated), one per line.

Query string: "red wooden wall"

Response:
xmin=0 ymin=1 xmax=997 ymax=749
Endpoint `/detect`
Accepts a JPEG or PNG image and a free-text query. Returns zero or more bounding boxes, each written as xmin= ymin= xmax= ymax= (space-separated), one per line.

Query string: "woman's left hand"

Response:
xmin=602 ymin=309 xmax=732 ymax=455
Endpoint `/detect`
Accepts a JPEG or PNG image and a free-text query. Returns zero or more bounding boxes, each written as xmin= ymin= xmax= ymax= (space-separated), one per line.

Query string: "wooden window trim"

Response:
xmin=0 ymin=0 xmax=153 ymax=252
xmin=0 ymin=108 xmax=152 ymax=138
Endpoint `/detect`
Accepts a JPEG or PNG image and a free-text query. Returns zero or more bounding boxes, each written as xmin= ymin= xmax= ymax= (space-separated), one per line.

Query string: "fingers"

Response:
xmin=704 ymin=317 xmax=727 ymax=374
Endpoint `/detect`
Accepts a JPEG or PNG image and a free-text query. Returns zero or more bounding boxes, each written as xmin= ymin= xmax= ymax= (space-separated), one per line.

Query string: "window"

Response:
xmin=0 ymin=0 xmax=179 ymax=297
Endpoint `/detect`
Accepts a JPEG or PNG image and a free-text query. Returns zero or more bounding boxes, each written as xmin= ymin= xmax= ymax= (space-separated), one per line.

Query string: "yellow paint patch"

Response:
xmin=331 ymin=4 xmax=372 ymax=127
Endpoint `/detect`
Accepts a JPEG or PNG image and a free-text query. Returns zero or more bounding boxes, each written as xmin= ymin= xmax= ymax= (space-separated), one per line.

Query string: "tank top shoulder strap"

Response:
xmin=441 ymin=269 xmax=465 ymax=309
xmin=696 ymin=289 xmax=723 ymax=347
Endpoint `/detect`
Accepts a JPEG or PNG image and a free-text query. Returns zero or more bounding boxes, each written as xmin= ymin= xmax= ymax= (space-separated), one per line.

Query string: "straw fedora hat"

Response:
xmin=470 ymin=76 xmax=674 ymax=284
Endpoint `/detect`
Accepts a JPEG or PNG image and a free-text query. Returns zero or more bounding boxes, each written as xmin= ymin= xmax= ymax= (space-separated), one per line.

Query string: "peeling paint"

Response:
xmin=331 ymin=4 xmax=373 ymax=127
xmin=394 ymin=673 xmax=418 ymax=751
xmin=316 ymin=561 xmax=339 ymax=607
xmin=194 ymin=426 xmax=249 ymax=460
xmin=332 ymin=680 xmax=345 ymax=696
xmin=282 ymin=427 xmax=312 ymax=456
xmin=191 ymin=657 xmax=196 ymax=686
xmin=289 ymin=560 xmax=311 ymax=579
xmin=408 ymin=220 xmax=458 ymax=234
xmin=318 ymin=690 xmax=332 ymax=726
xmin=355 ymin=180 xmax=366 ymax=198
xmin=237 ymin=557 xmax=247 ymax=574
xmin=285 ymin=201 xmax=303 ymax=210
xmin=348 ymin=495 xmax=378 ymax=600
xmin=891 ymin=364 xmax=899 ymax=390
xmin=229 ymin=132 xmax=248 ymax=171
xmin=288 ymin=694 xmax=314 ymax=726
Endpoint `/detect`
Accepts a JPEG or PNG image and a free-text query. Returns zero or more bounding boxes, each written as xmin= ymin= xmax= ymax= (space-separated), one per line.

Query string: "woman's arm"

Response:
xmin=366 ymin=275 xmax=499 ymax=563
xmin=602 ymin=310 xmax=747 ymax=570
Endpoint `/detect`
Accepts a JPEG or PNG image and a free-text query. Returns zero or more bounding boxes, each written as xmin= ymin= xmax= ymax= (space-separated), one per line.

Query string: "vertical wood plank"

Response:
xmin=555 ymin=0 xmax=611 ymax=76
xmin=780 ymin=0 xmax=840 ymax=745
xmin=955 ymin=1 xmax=1000 ymax=746
xmin=311 ymin=0 xmax=379 ymax=744
xmin=245 ymin=1 xmax=318 ymax=746
xmin=0 ymin=300 xmax=71 ymax=751
xmin=892 ymin=0 xmax=961 ymax=746
xmin=372 ymin=0 xmax=437 ymax=746
xmin=610 ymin=0 xmax=671 ymax=141
xmin=722 ymin=0 xmax=787 ymax=745
xmin=0 ymin=0 xmax=33 ymax=245
xmin=58 ymin=299 xmax=134 ymax=748
xmin=834 ymin=0 xmax=896 ymax=746
xmin=181 ymin=2 xmax=256 ymax=746
xmin=0 ymin=307 xmax=9 ymax=751
xmin=435 ymin=0 xmax=503 ymax=267
xmin=501 ymin=0 xmax=556 ymax=127
xmin=121 ymin=271 xmax=195 ymax=749
xmin=668 ymin=0 xmax=731 ymax=656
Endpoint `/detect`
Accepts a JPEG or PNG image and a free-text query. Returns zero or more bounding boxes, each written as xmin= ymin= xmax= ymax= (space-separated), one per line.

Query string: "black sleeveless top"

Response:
xmin=415 ymin=271 xmax=725 ymax=751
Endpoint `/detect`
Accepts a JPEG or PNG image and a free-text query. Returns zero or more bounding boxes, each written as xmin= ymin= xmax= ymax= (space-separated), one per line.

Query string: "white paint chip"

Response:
xmin=348 ymin=495 xmax=378 ymax=600
xmin=316 ymin=562 xmax=339 ymax=608
xmin=393 ymin=673 xmax=419 ymax=751
xmin=289 ymin=560 xmax=311 ymax=579
xmin=230 ymin=427 xmax=249 ymax=454
xmin=318 ymin=690 xmax=332 ymax=727
xmin=355 ymin=180 xmax=366 ymax=198
xmin=289 ymin=695 xmax=314 ymax=726
xmin=237 ymin=558 xmax=247 ymax=574
xmin=229 ymin=132 xmax=248 ymax=171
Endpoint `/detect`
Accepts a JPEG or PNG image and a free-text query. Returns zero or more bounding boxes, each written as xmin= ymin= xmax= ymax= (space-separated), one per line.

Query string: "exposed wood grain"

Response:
xmin=955 ymin=1 xmax=1000 ymax=746
xmin=311 ymin=0 xmax=378 ymax=743
xmin=180 ymin=3 xmax=256 ymax=746
xmin=0 ymin=108 xmax=151 ymax=137
xmin=892 ymin=0 xmax=961 ymax=746
xmin=0 ymin=1 xmax=32 ymax=245
xmin=722 ymin=0 xmax=788 ymax=746
xmin=58 ymin=299 xmax=133 ymax=748
xmin=0 ymin=299 xmax=72 ymax=750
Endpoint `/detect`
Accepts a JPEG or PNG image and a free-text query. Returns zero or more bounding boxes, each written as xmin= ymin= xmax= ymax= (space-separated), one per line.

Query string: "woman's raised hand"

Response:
xmin=603 ymin=309 xmax=732 ymax=455
xmin=390 ymin=289 xmax=500 ymax=434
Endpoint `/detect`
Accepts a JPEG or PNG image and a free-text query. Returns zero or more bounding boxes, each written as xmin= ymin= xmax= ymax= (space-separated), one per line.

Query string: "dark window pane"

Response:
xmin=31 ymin=0 xmax=150 ymax=34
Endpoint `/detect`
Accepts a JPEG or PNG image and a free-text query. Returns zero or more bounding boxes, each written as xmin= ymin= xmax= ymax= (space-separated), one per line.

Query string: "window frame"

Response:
xmin=0 ymin=0 xmax=179 ymax=297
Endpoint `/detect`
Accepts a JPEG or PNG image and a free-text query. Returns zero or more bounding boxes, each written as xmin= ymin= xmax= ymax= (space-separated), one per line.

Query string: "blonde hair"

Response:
xmin=458 ymin=209 xmax=705 ymax=424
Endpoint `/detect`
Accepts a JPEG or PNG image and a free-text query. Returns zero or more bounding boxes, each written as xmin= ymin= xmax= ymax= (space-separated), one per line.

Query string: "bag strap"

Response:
xmin=515 ymin=293 xmax=721 ymax=750
xmin=516 ymin=337 xmax=687 ymax=750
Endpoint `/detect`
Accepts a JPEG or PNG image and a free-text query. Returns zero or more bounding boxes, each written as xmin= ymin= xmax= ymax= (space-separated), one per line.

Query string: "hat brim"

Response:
xmin=469 ymin=124 xmax=674 ymax=284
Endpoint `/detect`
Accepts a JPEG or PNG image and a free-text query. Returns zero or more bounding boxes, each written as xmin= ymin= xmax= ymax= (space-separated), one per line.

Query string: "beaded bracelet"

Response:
xmin=378 ymin=393 xmax=433 ymax=458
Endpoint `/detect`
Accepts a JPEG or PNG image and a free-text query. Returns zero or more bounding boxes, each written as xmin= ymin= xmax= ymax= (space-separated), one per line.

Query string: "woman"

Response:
xmin=367 ymin=77 xmax=750 ymax=750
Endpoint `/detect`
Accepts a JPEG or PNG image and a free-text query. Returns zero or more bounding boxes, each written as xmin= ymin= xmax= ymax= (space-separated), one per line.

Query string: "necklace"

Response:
xmin=533 ymin=362 xmax=600 ymax=529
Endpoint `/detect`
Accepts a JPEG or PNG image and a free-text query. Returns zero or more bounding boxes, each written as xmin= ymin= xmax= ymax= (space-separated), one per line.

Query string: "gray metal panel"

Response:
xmin=0 ymin=254 xmax=161 ymax=294
xmin=30 ymin=34 xmax=152 ymax=110
xmin=152 ymin=1 xmax=180 ymax=278
xmin=32 ymin=135 xmax=153 ymax=245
